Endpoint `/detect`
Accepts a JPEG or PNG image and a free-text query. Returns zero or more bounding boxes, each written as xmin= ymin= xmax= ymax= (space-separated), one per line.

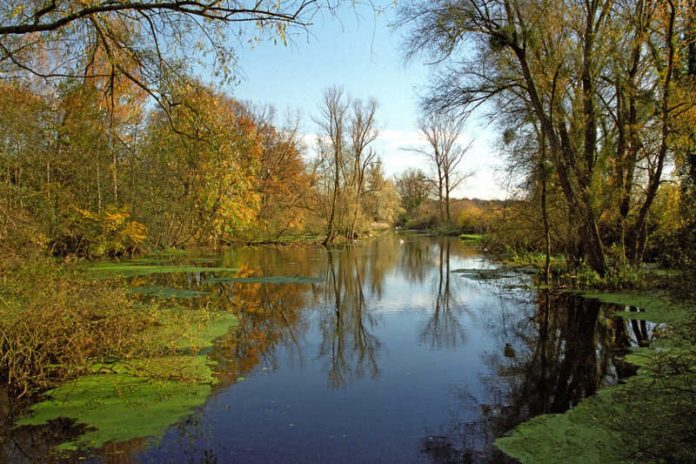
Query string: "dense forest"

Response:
xmin=0 ymin=1 xmax=695 ymax=463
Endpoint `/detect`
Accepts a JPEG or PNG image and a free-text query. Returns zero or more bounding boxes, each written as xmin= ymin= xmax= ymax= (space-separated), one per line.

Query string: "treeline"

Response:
xmin=394 ymin=166 xmax=503 ymax=233
xmin=0 ymin=78 xmax=400 ymax=258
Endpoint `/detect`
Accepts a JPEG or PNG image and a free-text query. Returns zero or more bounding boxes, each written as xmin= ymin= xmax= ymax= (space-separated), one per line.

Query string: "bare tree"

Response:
xmin=347 ymin=98 xmax=379 ymax=239
xmin=399 ymin=0 xmax=683 ymax=273
xmin=315 ymin=86 xmax=349 ymax=245
xmin=409 ymin=114 xmax=472 ymax=224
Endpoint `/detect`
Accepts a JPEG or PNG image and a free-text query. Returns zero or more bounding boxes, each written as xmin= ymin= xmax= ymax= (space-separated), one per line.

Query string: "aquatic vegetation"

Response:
xmin=496 ymin=349 xmax=696 ymax=463
xmin=496 ymin=292 xmax=696 ymax=463
xmin=17 ymin=309 xmax=238 ymax=450
xmin=88 ymin=263 xmax=239 ymax=277
xmin=495 ymin=385 xmax=622 ymax=463
xmin=17 ymin=374 xmax=212 ymax=451
xmin=127 ymin=286 xmax=208 ymax=299
xmin=206 ymin=275 xmax=322 ymax=285
xmin=582 ymin=291 xmax=688 ymax=324
xmin=451 ymin=268 xmax=517 ymax=280
xmin=459 ymin=234 xmax=483 ymax=242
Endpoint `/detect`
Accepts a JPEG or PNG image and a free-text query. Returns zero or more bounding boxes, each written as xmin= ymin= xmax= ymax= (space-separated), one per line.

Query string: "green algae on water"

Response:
xmin=17 ymin=373 xmax=212 ymax=451
xmin=451 ymin=268 xmax=517 ymax=280
xmin=17 ymin=309 xmax=238 ymax=451
xmin=88 ymin=263 xmax=239 ymax=277
xmin=495 ymin=385 xmax=623 ymax=464
xmin=127 ymin=286 xmax=208 ymax=299
xmin=582 ymin=291 xmax=688 ymax=324
xmin=207 ymin=275 xmax=322 ymax=285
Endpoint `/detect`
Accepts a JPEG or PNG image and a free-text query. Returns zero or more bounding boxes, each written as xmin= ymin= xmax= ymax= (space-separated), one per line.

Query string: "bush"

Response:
xmin=0 ymin=259 xmax=149 ymax=397
xmin=50 ymin=207 xmax=147 ymax=258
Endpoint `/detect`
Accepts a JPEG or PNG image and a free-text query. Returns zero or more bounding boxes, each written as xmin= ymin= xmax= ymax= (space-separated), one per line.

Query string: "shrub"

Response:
xmin=0 ymin=259 xmax=148 ymax=397
xmin=50 ymin=207 xmax=147 ymax=258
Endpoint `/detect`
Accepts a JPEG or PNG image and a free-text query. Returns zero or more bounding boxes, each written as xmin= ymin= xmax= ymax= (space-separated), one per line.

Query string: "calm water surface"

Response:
xmin=5 ymin=235 xmax=653 ymax=463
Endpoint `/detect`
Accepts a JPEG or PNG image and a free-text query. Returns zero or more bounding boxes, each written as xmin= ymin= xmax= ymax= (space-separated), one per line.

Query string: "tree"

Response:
xmin=314 ymin=87 xmax=381 ymax=244
xmin=410 ymin=114 xmax=472 ymax=224
xmin=347 ymin=98 xmax=379 ymax=239
xmin=251 ymin=106 xmax=311 ymax=241
xmin=0 ymin=1 xmax=322 ymax=114
xmin=400 ymin=0 xmax=688 ymax=273
xmin=396 ymin=168 xmax=431 ymax=217
xmin=315 ymin=86 xmax=350 ymax=245
xmin=362 ymin=161 xmax=403 ymax=225
xmin=137 ymin=82 xmax=261 ymax=247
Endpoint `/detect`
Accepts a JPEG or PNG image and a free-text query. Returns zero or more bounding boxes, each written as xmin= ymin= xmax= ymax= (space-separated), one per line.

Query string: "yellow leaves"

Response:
xmin=9 ymin=4 xmax=24 ymax=19
xmin=104 ymin=211 xmax=129 ymax=231
xmin=119 ymin=220 xmax=147 ymax=246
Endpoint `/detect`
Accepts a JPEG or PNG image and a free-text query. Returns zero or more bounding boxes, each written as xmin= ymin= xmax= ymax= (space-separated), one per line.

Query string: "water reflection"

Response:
xmin=421 ymin=239 xmax=467 ymax=350
xmin=419 ymin=291 xmax=656 ymax=463
xmin=319 ymin=250 xmax=380 ymax=389
xmin=1 ymin=236 xmax=660 ymax=464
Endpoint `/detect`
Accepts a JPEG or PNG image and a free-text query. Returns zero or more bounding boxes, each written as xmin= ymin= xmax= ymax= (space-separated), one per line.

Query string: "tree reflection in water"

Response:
xmin=420 ymin=287 xmax=658 ymax=463
xmin=420 ymin=238 xmax=467 ymax=350
xmin=3 ymin=237 xmax=663 ymax=464
xmin=319 ymin=248 xmax=381 ymax=389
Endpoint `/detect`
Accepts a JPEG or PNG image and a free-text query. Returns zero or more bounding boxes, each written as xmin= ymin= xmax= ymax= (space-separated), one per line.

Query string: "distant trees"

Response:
xmin=1 ymin=78 xmax=310 ymax=256
xmin=252 ymin=107 xmax=312 ymax=241
xmin=401 ymin=0 xmax=695 ymax=273
xmin=2 ymin=1 xmax=387 ymax=256
xmin=138 ymin=84 xmax=262 ymax=248
xmin=0 ymin=73 xmax=409 ymax=257
xmin=396 ymin=168 xmax=430 ymax=217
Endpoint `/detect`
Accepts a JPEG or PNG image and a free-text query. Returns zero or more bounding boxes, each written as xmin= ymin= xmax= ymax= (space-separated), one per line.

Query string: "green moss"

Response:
xmin=582 ymin=291 xmax=689 ymax=323
xmin=17 ymin=309 xmax=238 ymax=451
xmin=127 ymin=286 xmax=208 ymax=299
xmin=88 ymin=263 xmax=238 ymax=277
xmin=495 ymin=386 xmax=624 ymax=463
xmin=17 ymin=374 xmax=211 ymax=451
xmin=207 ymin=275 xmax=322 ymax=285
xmin=460 ymin=234 xmax=483 ymax=242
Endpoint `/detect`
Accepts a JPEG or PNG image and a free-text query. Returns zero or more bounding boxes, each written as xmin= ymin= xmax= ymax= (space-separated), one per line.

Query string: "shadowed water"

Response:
xmin=2 ymin=235 xmax=656 ymax=463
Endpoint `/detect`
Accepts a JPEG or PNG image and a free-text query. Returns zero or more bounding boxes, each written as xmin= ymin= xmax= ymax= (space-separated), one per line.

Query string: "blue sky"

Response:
xmin=225 ymin=2 xmax=506 ymax=200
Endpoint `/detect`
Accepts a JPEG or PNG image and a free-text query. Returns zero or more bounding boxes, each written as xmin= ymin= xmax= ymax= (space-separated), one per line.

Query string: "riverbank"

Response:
xmin=465 ymin=236 xmax=696 ymax=461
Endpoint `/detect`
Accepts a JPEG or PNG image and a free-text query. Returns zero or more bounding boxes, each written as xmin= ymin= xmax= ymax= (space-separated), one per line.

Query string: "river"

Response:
xmin=3 ymin=234 xmax=651 ymax=463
